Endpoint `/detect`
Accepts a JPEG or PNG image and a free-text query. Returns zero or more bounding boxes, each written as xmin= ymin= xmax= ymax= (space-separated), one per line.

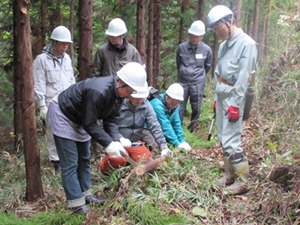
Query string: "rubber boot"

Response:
xmin=218 ymin=156 xmax=235 ymax=187
xmin=225 ymin=160 xmax=249 ymax=195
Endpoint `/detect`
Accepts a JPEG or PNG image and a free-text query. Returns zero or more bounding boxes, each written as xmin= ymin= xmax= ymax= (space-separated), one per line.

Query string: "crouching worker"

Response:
xmin=150 ymin=83 xmax=192 ymax=152
xmin=46 ymin=62 xmax=148 ymax=215
xmin=100 ymin=87 xmax=173 ymax=173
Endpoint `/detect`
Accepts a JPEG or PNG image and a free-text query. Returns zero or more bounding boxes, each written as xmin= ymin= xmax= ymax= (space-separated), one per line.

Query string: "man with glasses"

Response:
xmin=176 ymin=20 xmax=212 ymax=132
xmin=207 ymin=5 xmax=258 ymax=195
xmin=92 ymin=18 xmax=143 ymax=77
xmin=46 ymin=62 xmax=148 ymax=215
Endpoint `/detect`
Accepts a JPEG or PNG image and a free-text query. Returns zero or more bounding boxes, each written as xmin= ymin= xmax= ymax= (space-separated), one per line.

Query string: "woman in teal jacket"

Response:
xmin=150 ymin=83 xmax=191 ymax=151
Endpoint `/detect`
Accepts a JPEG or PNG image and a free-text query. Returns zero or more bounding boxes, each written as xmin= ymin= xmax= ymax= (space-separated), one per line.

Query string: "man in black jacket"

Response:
xmin=47 ymin=62 xmax=147 ymax=215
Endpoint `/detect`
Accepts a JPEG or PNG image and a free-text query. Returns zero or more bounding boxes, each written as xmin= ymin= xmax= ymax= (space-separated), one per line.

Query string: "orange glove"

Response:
xmin=226 ymin=106 xmax=240 ymax=122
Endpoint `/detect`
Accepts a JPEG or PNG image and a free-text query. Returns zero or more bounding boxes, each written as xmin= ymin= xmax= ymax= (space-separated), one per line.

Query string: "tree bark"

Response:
xmin=136 ymin=0 xmax=146 ymax=64
xmin=146 ymin=0 xmax=154 ymax=86
xmin=40 ymin=0 xmax=46 ymax=49
xmin=197 ymin=0 xmax=204 ymax=21
xmin=49 ymin=0 xmax=61 ymax=32
xmin=178 ymin=6 xmax=184 ymax=46
xmin=13 ymin=0 xmax=44 ymax=201
xmin=252 ymin=0 xmax=260 ymax=42
xmin=153 ymin=0 xmax=161 ymax=88
xmin=69 ymin=0 xmax=75 ymax=62
xmin=78 ymin=0 xmax=93 ymax=80
xmin=264 ymin=0 xmax=270 ymax=57
xmin=235 ymin=0 xmax=242 ymax=28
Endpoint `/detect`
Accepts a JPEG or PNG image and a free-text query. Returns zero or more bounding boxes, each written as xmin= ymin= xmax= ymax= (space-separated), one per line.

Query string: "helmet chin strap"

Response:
xmin=225 ymin=17 xmax=234 ymax=39
xmin=226 ymin=23 xmax=232 ymax=39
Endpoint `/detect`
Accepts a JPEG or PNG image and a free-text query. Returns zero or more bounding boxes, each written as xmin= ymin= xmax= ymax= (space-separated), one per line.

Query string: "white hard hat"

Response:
xmin=105 ymin=18 xmax=127 ymax=37
xmin=50 ymin=26 xmax=73 ymax=43
xmin=166 ymin=83 xmax=184 ymax=101
xmin=117 ymin=62 xmax=148 ymax=92
xmin=131 ymin=82 xmax=149 ymax=98
xmin=207 ymin=5 xmax=233 ymax=28
xmin=188 ymin=20 xmax=206 ymax=36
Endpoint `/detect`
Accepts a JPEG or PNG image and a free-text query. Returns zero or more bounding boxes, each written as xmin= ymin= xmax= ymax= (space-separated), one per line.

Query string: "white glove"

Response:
xmin=161 ymin=145 xmax=173 ymax=158
xmin=178 ymin=142 xmax=192 ymax=151
xmin=119 ymin=137 xmax=132 ymax=148
xmin=40 ymin=106 xmax=48 ymax=120
xmin=105 ymin=141 xmax=126 ymax=158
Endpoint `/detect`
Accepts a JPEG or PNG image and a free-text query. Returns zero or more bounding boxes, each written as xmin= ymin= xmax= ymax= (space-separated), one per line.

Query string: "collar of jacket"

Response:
xmin=42 ymin=44 xmax=65 ymax=68
xmin=108 ymin=37 xmax=128 ymax=53
xmin=160 ymin=93 xmax=176 ymax=115
xmin=42 ymin=44 xmax=64 ymax=59
xmin=187 ymin=41 xmax=201 ymax=50
xmin=226 ymin=28 xmax=243 ymax=47
xmin=122 ymin=98 xmax=147 ymax=111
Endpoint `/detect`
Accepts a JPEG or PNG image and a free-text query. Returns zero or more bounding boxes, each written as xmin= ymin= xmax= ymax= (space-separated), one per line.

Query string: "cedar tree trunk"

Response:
xmin=13 ymin=0 xmax=44 ymax=201
xmin=78 ymin=0 xmax=93 ymax=80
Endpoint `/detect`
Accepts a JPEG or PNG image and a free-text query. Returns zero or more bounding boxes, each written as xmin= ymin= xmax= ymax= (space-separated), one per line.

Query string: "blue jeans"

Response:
xmin=53 ymin=135 xmax=91 ymax=207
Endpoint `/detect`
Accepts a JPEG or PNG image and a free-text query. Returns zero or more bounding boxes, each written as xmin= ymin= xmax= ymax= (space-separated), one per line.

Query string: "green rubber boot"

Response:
xmin=218 ymin=156 xmax=235 ymax=187
xmin=225 ymin=160 xmax=250 ymax=195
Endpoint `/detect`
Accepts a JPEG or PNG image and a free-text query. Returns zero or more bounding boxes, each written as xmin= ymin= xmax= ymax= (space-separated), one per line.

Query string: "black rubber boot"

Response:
xmin=70 ymin=204 xmax=90 ymax=215
xmin=85 ymin=195 xmax=108 ymax=205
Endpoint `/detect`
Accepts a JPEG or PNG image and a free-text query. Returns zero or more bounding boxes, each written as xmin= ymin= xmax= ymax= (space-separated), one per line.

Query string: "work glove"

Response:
xmin=40 ymin=106 xmax=48 ymax=120
xmin=226 ymin=106 xmax=240 ymax=123
xmin=119 ymin=137 xmax=132 ymax=148
xmin=178 ymin=142 xmax=192 ymax=151
xmin=213 ymin=101 xmax=216 ymax=114
xmin=105 ymin=141 xmax=126 ymax=158
xmin=160 ymin=145 xmax=173 ymax=158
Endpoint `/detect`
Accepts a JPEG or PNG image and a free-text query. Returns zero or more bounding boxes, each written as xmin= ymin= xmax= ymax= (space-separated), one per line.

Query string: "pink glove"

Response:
xmin=226 ymin=106 xmax=240 ymax=122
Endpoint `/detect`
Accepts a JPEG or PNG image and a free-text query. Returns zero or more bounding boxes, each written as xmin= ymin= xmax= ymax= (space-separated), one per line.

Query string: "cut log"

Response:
xmin=135 ymin=156 xmax=166 ymax=176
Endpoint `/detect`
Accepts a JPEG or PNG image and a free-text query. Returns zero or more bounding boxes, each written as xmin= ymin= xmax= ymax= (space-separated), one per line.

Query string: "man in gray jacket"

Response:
xmin=100 ymin=87 xmax=173 ymax=173
xmin=92 ymin=18 xmax=143 ymax=77
xmin=33 ymin=25 xmax=75 ymax=173
xmin=177 ymin=20 xmax=213 ymax=132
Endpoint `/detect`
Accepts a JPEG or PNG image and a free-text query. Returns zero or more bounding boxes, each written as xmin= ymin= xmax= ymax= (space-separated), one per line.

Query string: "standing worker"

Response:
xmin=92 ymin=18 xmax=143 ymax=77
xmin=176 ymin=20 xmax=213 ymax=132
xmin=207 ymin=5 xmax=258 ymax=195
xmin=47 ymin=62 xmax=148 ymax=214
xmin=33 ymin=25 xmax=75 ymax=174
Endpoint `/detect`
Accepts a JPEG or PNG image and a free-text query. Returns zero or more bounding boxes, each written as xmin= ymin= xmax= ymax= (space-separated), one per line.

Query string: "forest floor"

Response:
xmin=1 ymin=112 xmax=300 ymax=225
